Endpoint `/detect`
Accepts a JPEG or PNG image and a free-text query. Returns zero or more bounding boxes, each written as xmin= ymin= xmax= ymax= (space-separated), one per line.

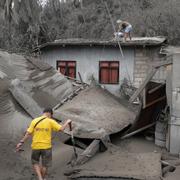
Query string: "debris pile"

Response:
xmin=0 ymin=50 xmax=178 ymax=180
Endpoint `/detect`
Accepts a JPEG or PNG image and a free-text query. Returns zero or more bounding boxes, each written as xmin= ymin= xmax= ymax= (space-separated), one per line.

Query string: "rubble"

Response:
xmin=66 ymin=145 xmax=162 ymax=180
xmin=0 ymin=49 xmax=176 ymax=180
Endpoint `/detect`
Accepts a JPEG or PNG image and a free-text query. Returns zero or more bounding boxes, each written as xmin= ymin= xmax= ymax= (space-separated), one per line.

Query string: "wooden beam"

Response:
xmin=148 ymin=83 xmax=165 ymax=94
xmin=121 ymin=122 xmax=156 ymax=140
xmin=129 ymin=68 xmax=157 ymax=103
xmin=143 ymin=96 xmax=166 ymax=109
xmin=152 ymin=59 xmax=172 ymax=68
xmin=142 ymin=88 xmax=146 ymax=109
xmin=78 ymin=72 xmax=84 ymax=84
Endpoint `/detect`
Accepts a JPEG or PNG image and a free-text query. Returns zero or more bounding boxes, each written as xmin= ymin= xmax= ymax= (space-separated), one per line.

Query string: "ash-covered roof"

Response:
xmin=54 ymin=84 xmax=137 ymax=139
xmin=36 ymin=37 xmax=167 ymax=51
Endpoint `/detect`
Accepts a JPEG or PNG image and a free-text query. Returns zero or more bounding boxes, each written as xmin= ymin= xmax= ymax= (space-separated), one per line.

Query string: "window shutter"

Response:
xmin=99 ymin=61 xmax=119 ymax=84
xmin=101 ymin=68 xmax=109 ymax=83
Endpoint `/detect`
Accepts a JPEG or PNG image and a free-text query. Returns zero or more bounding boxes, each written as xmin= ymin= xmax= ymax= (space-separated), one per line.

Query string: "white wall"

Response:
xmin=40 ymin=46 xmax=135 ymax=96
xmin=169 ymin=53 xmax=180 ymax=154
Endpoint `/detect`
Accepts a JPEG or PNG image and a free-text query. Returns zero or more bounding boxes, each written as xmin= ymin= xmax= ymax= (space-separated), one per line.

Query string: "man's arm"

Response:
xmin=60 ymin=119 xmax=72 ymax=131
xmin=16 ymin=131 xmax=31 ymax=151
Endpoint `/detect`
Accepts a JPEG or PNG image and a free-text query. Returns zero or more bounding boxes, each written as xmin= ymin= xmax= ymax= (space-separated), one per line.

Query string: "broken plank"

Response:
xmin=148 ymin=83 xmax=165 ymax=94
xmin=152 ymin=59 xmax=172 ymax=68
xmin=129 ymin=68 xmax=157 ymax=103
xmin=78 ymin=72 xmax=84 ymax=84
xmin=162 ymin=159 xmax=180 ymax=166
xmin=143 ymin=88 xmax=146 ymax=109
xmin=143 ymin=96 xmax=166 ymax=109
xmin=121 ymin=122 xmax=156 ymax=140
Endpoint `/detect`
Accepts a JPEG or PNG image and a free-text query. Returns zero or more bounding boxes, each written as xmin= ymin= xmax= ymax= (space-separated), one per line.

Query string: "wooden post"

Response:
xmin=129 ymin=68 xmax=157 ymax=103
xmin=121 ymin=122 xmax=156 ymax=140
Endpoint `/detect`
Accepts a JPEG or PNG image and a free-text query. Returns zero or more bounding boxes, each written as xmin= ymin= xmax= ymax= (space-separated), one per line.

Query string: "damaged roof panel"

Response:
xmin=0 ymin=50 xmax=73 ymax=118
xmin=54 ymin=85 xmax=137 ymax=139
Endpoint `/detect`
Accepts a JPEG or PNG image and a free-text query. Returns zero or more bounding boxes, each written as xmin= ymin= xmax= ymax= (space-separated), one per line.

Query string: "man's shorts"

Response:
xmin=31 ymin=148 xmax=52 ymax=167
xmin=125 ymin=25 xmax=132 ymax=33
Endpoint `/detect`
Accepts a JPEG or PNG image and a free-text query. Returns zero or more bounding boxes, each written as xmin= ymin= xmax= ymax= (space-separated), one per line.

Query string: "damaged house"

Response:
xmin=34 ymin=37 xmax=172 ymax=146
xmin=1 ymin=37 xmax=180 ymax=179
xmin=35 ymin=37 xmax=167 ymax=96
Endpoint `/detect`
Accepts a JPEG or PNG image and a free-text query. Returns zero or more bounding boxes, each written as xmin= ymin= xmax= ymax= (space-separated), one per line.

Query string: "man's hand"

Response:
xmin=61 ymin=119 xmax=72 ymax=131
xmin=66 ymin=119 xmax=72 ymax=124
xmin=16 ymin=142 xmax=24 ymax=152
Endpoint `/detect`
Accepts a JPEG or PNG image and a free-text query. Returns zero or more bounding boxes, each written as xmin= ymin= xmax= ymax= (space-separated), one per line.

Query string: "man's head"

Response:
xmin=43 ymin=108 xmax=53 ymax=118
xmin=116 ymin=19 xmax=122 ymax=24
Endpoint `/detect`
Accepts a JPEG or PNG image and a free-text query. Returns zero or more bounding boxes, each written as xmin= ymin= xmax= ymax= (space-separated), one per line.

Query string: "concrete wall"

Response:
xmin=40 ymin=46 xmax=135 ymax=96
xmin=39 ymin=45 xmax=165 ymax=96
xmin=133 ymin=47 xmax=166 ymax=88
xmin=169 ymin=53 xmax=180 ymax=154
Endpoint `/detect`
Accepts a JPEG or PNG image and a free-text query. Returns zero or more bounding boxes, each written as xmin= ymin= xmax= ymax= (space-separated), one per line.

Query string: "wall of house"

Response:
xmin=40 ymin=45 xmax=135 ymax=96
xmin=169 ymin=53 xmax=180 ymax=154
xmin=133 ymin=47 xmax=167 ymax=88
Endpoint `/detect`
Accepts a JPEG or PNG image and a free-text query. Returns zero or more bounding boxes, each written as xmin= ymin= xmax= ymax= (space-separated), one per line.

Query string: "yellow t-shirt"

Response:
xmin=27 ymin=116 xmax=62 ymax=150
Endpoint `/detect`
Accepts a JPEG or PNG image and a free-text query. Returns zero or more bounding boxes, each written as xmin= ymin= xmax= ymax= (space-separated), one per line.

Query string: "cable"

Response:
xmin=102 ymin=0 xmax=124 ymax=58
xmin=101 ymin=0 xmax=133 ymax=86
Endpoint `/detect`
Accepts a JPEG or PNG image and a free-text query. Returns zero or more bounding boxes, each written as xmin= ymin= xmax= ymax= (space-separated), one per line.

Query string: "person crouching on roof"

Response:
xmin=116 ymin=20 xmax=132 ymax=41
xmin=16 ymin=108 xmax=72 ymax=180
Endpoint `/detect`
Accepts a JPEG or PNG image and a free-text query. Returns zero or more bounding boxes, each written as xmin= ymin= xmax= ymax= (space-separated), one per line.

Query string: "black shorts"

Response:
xmin=31 ymin=148 xmax=52 ymax=167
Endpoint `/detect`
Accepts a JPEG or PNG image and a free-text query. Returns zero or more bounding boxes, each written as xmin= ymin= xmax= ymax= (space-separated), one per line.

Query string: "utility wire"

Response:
xmin=101 ymin=0 xmax=133 ymax=85
xmin=102 ymin=0 xmax=124 ymax=58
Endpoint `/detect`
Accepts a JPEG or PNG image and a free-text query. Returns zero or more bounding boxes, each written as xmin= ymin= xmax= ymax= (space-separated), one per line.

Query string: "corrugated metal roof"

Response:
xmin=35 ymin=37 xmax=167 ymax=51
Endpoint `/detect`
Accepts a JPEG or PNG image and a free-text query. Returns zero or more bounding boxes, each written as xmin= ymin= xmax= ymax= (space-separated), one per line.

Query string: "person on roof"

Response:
xmin=16 ymin=108 xmax=72 ymax=180
xmin=115 ymin=20 xmax=132 ymax=41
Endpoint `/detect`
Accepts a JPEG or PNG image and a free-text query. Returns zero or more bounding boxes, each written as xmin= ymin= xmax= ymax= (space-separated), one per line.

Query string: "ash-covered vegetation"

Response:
xmin=0 ymin=0 xmax=180 ymax=52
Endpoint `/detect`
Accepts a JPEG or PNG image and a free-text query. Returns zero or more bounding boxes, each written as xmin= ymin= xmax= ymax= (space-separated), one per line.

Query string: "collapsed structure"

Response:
xmin=0 ymin=49 xmax=141 ymax=179
xmin=1 ymin=36 xmax=180 ymax=179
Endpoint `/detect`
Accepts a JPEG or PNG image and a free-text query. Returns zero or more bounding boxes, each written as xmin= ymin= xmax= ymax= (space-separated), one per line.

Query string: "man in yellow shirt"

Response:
xmin=16 ymin=108 xmax=72 ymax=180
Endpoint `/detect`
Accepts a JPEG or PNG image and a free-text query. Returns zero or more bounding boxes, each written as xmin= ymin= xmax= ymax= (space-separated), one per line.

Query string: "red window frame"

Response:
xmin=99 ymin=61 xmax=119 ymax=84
xmin=56 ymin=61 xmax=76 ymax=78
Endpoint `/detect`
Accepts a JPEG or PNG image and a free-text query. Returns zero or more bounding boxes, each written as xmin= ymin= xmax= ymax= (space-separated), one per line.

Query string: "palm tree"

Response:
xmin=0 ymin=0 xmax=42 ymax=48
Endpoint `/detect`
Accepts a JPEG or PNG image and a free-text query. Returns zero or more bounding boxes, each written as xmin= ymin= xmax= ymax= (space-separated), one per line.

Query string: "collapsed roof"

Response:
xmin=0 ymin=50 xmax=73 ymax=138
xmin=0 ymin=49 xmax=137 ymax=139
xmin=0 ymin=50 xmax=156 ymax=179
xmin=55 ymin=84 xmax=137 ymax=139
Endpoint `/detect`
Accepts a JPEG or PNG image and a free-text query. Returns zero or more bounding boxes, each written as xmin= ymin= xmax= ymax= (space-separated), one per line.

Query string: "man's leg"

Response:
xmin=33 ymin=164 xmax=43 ymax=180
xmin=31 ymin=150 xmax=43 ymax=180
xmin=41 ymin=165 xmax=47 ymax=179
xmin=124 ymin=32 xmax=128 ymax=41
xmin=41 ymin=148 xmax=52 ymax=179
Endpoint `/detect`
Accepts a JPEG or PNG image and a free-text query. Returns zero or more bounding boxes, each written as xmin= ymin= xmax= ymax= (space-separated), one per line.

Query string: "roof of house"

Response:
xmin=36 ymin=37 xmax=167 ymax=51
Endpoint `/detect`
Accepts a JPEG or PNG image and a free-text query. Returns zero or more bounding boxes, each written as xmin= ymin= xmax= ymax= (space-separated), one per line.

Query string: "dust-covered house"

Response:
xmin=34 ymin=37 xmax=167 ymax=96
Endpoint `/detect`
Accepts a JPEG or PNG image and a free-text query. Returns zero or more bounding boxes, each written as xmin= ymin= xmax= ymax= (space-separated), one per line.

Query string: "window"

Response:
xmin=99 ymin=61 xmax=119 ymax=84
xmin=57 ymin=61 xmax=76 ymax=78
